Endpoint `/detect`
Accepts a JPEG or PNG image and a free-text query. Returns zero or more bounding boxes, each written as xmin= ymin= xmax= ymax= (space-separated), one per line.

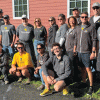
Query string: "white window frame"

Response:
xmin=12 ymin=0 xmax=29 ymax=19
xmin=67 ymin=0 xmax=90 ymax=18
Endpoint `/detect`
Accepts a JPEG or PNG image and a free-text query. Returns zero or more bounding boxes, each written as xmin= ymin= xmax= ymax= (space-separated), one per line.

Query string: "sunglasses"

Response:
xmin=93 ymin=7 xmax=99 ymax=10
xmin=58 ymin=18 xmax=63 ymax=20
xmin=17 ymin=47 xmax=24 ymax=49
xmin=37 ymin=48 xmax=42 ymax=50
xmin=48 ymin=20 xmax=53 ymax=22
xmin=35 ymin=21 xmax=40 ymax=22
xmin=81 ymin=16 xmax=88 ymax=19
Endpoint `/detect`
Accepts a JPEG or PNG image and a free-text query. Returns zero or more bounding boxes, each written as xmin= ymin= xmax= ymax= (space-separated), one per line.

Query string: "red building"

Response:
xmin=0 ymin=0 xmax=99 ymax=30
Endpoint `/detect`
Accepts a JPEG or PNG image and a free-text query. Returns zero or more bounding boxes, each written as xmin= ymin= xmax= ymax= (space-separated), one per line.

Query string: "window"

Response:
xmin=67 ymin=0 xmax=90 ymax=18
xmin=12 ymin=0 xmax=29 ymax=19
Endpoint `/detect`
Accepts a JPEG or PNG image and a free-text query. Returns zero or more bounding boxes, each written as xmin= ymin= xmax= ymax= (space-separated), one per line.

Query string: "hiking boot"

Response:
xmin=87 ymin=87 xmax=93 ymax=95
xmin=40 ymin=89 xmax=52 ymax=96
xmin=5 ymin=81 xmax=9 ymax=84
xmin=25 ymin=78 xmax=31 ymax=84
xmin=63 ymin=87 xmax=69 ymax=95
xmin=17 ymin=77 xmax=23 ymax=83
xmin=37 ymin=84 xmax=45 ymax=90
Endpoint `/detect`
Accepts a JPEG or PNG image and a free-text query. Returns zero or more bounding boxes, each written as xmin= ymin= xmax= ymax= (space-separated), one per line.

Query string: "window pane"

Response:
xmin=70 ymin=9 xmax=73 ymax=15
xmin=14 ymin=0 xmax=18 ymax=5
xmin=79 ymin=8 xmax=81 ymax=13
xmin=23 ymin=5 xmax=27 ymax=10
xmin=82 ymin=8 xmax=88 ymax=12
xmin=23 ymin=0 xmax=27 ymax=4
xmin=23 ymin=11 xmax=27 ymax=16
xmin=19 ymin=6 xmax=22 ymax=11
xmin=19 ymin=12 xmax=23 ymax=17
xmin=76 ymin=1 xmax=81 ymax=8
xmin=15 ymin=12 xmax=19 ymax=17
xmin=19 ymin=0 xmax=22 ymax=5
xmin=70 ymin=2 xmax=75 ymax=8
xmin=15 ymin=6 xmax=18 ymax=11
xmin=82 ymin=1 xmax=88 ymax=7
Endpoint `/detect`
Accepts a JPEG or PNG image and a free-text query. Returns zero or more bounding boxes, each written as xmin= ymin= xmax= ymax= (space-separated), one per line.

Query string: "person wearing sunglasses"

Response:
xmin=89 ymin=2 xmax=100 ymax=81
xmin=16 ymin=15 xmax=36 ymax=68
xmin=55 ymin=14 xmax=68 ymax=54
xmin=74 ymin=12 xmax=97 ymax=95
xmin=47 ymin=16 xmax=58 ymax=57
xmin=9 ymin=42 xmax=34 ymax=84
xmin=0 ymin=15 xmax=16 ymax=59
xmin=40 ymin=43 xmax=71 ymax=96
xmin=34 ymin=18 xmax=47 ymax=59
xmin=34 ymin=43 xmax=49 ymax=90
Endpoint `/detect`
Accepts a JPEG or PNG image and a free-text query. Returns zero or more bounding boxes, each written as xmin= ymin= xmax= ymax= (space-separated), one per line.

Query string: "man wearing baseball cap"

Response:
xmin=72 ymin=7 xmax=81 ymax=24
xmin=16 ymin=14 xmax=36 ymax=67
xmin=0 ymin=15 xmax=16 ymax=59
xmin=89 ymin=2 xmax=100 ymax=81
xmin=0 ymin=9 xmax=4 ymax=26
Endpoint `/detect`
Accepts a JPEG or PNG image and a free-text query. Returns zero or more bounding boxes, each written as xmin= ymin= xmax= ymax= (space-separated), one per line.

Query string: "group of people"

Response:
xmin=0 ymin=1 xmax=100 ymax=97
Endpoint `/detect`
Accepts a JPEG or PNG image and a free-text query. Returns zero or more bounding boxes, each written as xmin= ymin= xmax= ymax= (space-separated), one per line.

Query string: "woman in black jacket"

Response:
xmin=47 ymin=17 xmax=58 ymax=57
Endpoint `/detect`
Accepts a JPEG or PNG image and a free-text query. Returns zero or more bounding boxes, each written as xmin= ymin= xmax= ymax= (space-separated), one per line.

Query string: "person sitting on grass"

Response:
xmin=0 ymin=44 xmax=9 ymax=84
xmin=40 ymin=43 xmax=72 ymax=96
xmin=34 ymin=43 xmax=49 ymax=90
xmin=9 ymin=42 xmax=34 ymax=84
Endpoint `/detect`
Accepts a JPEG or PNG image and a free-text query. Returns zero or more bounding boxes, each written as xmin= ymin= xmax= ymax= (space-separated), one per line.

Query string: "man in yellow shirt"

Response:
xmin=9 ymin=42 xmax=34 ymax=84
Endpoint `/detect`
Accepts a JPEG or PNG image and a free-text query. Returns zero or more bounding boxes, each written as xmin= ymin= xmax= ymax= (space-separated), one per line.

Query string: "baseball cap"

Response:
xmin=0 ymin=9 xmax=3 ymax=13
xmin=22 ymin=14 xmax=27 ymax=19
xmin=73 ymin=7 xmax=79 ymax=11
xmin=3 ymin=15 xmax=9 ymax=19
xmin=92 ymin=2 xmax=100 ymax=8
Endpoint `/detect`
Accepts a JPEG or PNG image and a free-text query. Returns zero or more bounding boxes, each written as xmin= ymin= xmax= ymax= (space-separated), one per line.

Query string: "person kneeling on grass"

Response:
xmin=34 ymin=43 xmax=49 ymax=90
xmin=0 ymin=44 xmax=9 ymax=84
xmin=9 ymin=42 xmax=34 ymax=84
xmin=40 ymin=43 xmax=72 ymax=96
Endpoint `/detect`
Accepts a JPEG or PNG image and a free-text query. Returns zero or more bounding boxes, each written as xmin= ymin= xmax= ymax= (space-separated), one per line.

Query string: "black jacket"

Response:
xmin=0 ymin=50 xmax=8 ymax=68
xmin=47 ymin=24 xmax=58 ymax=47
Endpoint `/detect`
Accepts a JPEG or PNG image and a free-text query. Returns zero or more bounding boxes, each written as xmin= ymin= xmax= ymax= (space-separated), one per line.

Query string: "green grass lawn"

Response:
xmin=0 ymin=57 xmax=100 ymax=99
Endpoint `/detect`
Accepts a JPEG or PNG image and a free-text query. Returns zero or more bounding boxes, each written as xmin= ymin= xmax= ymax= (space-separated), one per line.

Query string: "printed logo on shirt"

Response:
xmin=40 ymin=30 xmax=42 ymax=32
xmin=60 ymin=62 xmax=64 ymax=65
xmin=84 ymin=30 xmax=88 ymax=33
xmin=70 ymin=32 xmax=73 ymax=34
xmin=39 ymin=60 xmax=43 ymax=65
xmin=5 ymin=27 xmax=7 ymax=30
xmin=20 ymin=58 xmax=22 ymax=61
xmin=24 ymin=28 xmax=27 ymax=31
xmin=81 ymin=28 xmax=84 ymax=30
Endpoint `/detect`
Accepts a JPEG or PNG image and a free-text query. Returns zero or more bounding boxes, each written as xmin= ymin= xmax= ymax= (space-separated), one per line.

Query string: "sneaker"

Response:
xmin=40 ymin=89 xmax=52 ymax=96
xmin=25 ymin=78 xmax=31 ymax=84
xmin=87 ymin=87 xmax=93 ymax=95
xmin=37 ymin=84 xmax=45 ymax=90
xmin=63 ymin=87 xmax=68 ymax=95
xmin=17 ymin=77 xmax=23 ymax=83
xmin=5 ymin=81 xmax=9 ymax=84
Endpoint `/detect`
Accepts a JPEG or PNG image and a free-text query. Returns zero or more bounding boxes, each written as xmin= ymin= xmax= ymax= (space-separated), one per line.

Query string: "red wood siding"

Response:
xmin=0 ymin=0 xmax=100 ymax=31
xmin=0 ymin=0 xmax=67 ymax=30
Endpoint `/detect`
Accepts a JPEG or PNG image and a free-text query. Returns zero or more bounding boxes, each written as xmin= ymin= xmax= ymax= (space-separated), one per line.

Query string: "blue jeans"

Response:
xmin=34 ymin=68 xmax=45 ymax=85
xmin=3 ymin=45 xmax=14 ymax=59
xmin=33 ymin=39 xmax=45 ymax=59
